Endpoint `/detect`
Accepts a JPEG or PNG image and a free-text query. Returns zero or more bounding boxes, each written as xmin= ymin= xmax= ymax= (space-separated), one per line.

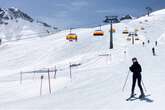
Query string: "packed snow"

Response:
xmin=0 ymin=9 xmax=165 ymax=110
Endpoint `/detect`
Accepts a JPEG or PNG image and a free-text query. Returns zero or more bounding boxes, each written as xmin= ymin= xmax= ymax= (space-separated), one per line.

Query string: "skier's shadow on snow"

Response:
xmin=129 ymin=95 xmax=154 ymax=103
xmin=140 ymin=97 xmax=154 ymax=103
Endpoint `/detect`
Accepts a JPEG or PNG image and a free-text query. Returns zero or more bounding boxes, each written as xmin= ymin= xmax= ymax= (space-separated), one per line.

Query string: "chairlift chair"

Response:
xmin=127 ymin=37 xmax=131 ymax=41
xmin=109 ymin=28 xmax=116 ymax=33
xmin=145 ymin=19 xmax=148 ymax=22
xmin=66 ymin=28 xmax=78 ymax=42
xmin=66 ymin=33 xmax=78 ymax=42
xmin=93 ymin=30 xmax=104 ymax=36
xmin=134 ymin=28 xmax=139 ymax=32
xmin=141 ymin=27 xmax=145 ymax=30
xmin=93 ymin=25 xmax=104 ymax=36
xmin=135 ymin=37 xmax=140 ymax=40
xmin=123 ymin=29 xmax=129 ymax=34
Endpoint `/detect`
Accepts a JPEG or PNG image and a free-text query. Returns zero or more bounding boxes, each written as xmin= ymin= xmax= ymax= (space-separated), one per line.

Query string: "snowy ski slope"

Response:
xmin=0 ymin=9 xmax=165 ymax=110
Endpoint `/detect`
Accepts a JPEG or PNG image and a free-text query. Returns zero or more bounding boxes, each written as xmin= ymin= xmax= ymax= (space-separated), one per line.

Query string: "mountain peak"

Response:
xmin=0 ymin=7 xmax=58 ymax=40
xmin=0 ymin=7 xmax=33 ymax=22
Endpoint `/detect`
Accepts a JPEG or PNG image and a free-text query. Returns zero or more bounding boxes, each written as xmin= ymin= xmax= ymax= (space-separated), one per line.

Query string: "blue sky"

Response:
xmin=0 ymin=0 xmax=165 ymax=29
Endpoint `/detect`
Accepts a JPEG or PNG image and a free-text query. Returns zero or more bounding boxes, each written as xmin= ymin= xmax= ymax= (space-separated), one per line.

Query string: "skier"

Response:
xmin=152 ymin=47 xmax=156 ymax=56
xmin=142 ymin=42 xmax=145 ymax=46
xmin=129 ymin=57 xmax=145 ymax=98
xmin=124 ymin=50 xmax=126 ymax=54
xmin=155 ymin=41 xmax=158 ymax=46
xmin=47 ymin=30 xmax=50 ymax=34
xmin=0 ymin=38 xmax=1 ymax=45
xmin=147 ymin=40 xmax=150 ymax=44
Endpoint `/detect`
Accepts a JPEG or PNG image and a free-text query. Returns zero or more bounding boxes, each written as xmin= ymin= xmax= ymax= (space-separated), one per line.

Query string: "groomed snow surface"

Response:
xmin=0 ymin=9 xmax=165 ymax=110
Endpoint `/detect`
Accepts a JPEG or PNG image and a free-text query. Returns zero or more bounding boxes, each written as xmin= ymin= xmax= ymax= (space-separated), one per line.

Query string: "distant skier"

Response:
xmin=47 ymin=30 xmax=50 ymax=34
xmin=124 ymin=50 xmax=126 ymax=54
xmin=155 ymin=41 xmax=158 ymax=46
xmin=147 ymin=40 xmax=150 ymax=44
xmin=129 ymin=57 xmax=145 ymax=98
xmin=152 ymin=47 xmax=156 ymax=56
xmin=142 ymin=42 xmax=145 ymax=46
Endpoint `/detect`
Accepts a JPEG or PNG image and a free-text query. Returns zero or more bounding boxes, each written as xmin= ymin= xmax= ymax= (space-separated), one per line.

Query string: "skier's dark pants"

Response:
xmin=131 ymin=74 xmax=144 ymax=94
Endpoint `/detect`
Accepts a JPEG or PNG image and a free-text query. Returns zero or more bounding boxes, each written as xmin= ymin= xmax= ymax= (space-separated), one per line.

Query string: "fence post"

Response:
xmin=54 ymin=66 xmax=57 ymax=79
xmin=33 ymin=71 xmax=36 ymax=80
xmin=106 ymin=54 xmax=111 ymax=64
xmin=109 ymin=53 xmax=112 ymax=61
xmin=48 ymin=69 xmax=51 ymax=94
xmin=69 ymin=63 xmax=72 ymax=79
xmin=40 ymin=75 xmax=44 ymax=96
xmin=106 ymin=54 xmax=109 ymax=64
xmin=20 ymin=71 xmax=23 ymax=84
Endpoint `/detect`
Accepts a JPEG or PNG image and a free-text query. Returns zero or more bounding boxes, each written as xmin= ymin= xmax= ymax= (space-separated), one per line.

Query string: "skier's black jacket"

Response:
xmin=129 ymin=62 xmax=142 ymax=74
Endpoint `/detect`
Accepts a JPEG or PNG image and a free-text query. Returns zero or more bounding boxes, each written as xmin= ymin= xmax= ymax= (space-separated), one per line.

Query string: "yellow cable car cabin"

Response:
xmin=109 ymin=28 xmax=116 ymax=33
xmin=93 ymin=30 xmax=104 ymax=36
xmin=66 ymin=33 xmax=78 ymax=41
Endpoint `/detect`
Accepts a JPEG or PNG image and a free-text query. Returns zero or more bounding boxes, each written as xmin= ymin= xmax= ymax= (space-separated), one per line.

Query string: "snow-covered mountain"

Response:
xmin=0 ymin=7 xmax=33 ymax=23
xmin=0 ymin=8 xmax=165 ymax=110
xmin=0 ymin=7 xmax=58 ymax=41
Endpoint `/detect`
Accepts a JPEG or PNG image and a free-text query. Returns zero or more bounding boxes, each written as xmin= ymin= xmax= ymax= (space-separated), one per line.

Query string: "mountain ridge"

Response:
xmin=0 ymin=7 xmax=58 ymax=41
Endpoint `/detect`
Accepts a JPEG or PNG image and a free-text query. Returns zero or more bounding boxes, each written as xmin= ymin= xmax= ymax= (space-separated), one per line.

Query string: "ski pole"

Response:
xmin=142 ymin=80 xmax=147 ymax=92
xmin=122 ymin=70 xmax=130 ymax=92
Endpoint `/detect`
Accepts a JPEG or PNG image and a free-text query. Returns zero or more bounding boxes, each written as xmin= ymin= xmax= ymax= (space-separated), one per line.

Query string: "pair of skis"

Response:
xmin=126 ymin=94 xmax=151 ymax=101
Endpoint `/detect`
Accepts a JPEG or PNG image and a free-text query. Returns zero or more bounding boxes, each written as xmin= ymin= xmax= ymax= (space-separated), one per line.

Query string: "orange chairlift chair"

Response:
xmin=93 ymin=25 xmax=104 ymax=36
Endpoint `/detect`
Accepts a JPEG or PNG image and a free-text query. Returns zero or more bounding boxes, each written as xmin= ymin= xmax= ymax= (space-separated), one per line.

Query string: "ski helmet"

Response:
xmin=132 ymin=57 xmax=137 ymax=62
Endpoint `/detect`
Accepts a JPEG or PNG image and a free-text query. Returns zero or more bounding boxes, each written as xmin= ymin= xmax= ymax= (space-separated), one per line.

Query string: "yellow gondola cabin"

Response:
xmin=66 ymin=33 xmax=78 ymax=41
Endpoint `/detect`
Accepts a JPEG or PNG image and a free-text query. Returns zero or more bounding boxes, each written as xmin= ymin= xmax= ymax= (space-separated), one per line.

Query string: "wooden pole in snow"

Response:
xmin=69 ymin=63 xmax=72 ymax=79
xmin=33 ymin=71 xmax=36 ymax=80
xmin=54 ymin=66 xmax=57 ymax=79
xmin=20 ymin=71 xmax=23 ymax=84
xmin=48 ymin=69 xmax=51 ymax=94
xmin=40 ymin=75 xmax=44 ymax=96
